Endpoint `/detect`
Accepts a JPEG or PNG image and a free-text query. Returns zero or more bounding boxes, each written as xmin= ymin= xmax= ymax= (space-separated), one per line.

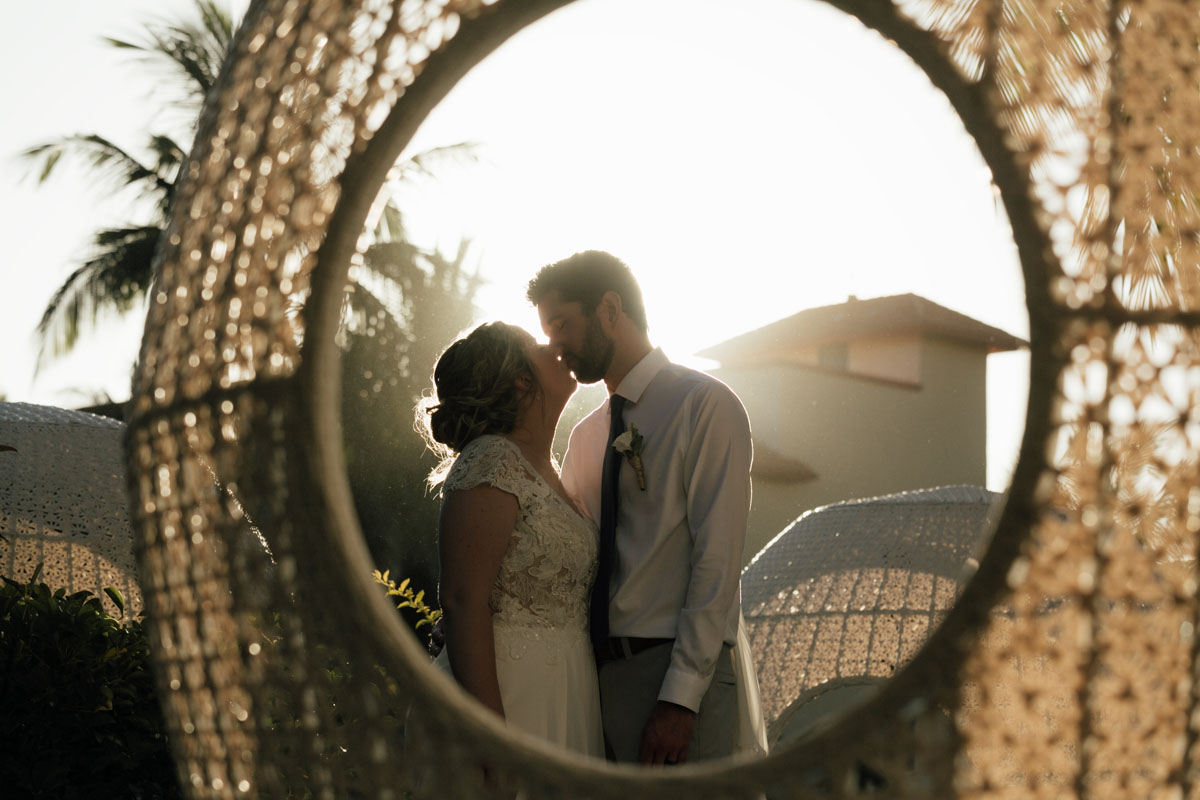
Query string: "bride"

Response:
xmin=417 ymin=321 xmax=603 ymax=757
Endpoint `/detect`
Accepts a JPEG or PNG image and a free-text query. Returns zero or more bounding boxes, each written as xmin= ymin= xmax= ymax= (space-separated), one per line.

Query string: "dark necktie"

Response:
xmin=590 ymin=393 xmax=626 ymax=652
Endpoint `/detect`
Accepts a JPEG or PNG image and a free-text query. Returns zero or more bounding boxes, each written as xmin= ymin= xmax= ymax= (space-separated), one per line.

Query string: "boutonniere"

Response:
xmin=612 ymin=423 xmax=647 ymax=490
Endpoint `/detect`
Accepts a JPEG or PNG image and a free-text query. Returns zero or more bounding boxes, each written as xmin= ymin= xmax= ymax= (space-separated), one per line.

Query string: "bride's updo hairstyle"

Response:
xmin=417 ymin=321 xmax=539 ymax=486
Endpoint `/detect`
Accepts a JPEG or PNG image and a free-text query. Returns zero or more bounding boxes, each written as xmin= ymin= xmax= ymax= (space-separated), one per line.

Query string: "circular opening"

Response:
xmin=328 ymin=0 xmax=1032 ymax=764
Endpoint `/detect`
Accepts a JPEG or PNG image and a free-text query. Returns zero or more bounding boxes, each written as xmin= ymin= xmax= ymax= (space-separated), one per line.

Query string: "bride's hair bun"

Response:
xmin=416 ymin=322 xmax=539 ymax=486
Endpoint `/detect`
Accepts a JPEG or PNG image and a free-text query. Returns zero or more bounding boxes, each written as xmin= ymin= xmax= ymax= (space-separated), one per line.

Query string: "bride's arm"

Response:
xmin=437 ymin=484 xmax=519 ymax=720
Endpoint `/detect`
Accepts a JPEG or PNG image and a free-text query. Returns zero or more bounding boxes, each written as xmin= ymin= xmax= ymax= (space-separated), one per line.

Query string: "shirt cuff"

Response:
xmin=657 ymin=664 xmax=712 ymax=713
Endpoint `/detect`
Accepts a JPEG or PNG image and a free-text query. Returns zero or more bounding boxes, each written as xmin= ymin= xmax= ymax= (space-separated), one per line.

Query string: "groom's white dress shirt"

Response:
xmin=561 ymin=347 xmax=753 ymax=713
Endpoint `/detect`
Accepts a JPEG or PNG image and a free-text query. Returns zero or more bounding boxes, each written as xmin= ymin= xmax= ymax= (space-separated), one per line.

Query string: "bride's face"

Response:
xmin=521 ymin=332 xmax=577 ymax=407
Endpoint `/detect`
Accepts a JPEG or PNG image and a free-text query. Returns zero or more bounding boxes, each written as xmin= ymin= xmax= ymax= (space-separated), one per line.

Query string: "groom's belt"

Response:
xmin=596 ymin=636 xmax=674 ymax=663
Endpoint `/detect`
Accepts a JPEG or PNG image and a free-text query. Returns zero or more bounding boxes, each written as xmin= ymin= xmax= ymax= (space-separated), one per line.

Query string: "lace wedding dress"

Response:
xmin=437 ymin=435 xmax=604 ymax=757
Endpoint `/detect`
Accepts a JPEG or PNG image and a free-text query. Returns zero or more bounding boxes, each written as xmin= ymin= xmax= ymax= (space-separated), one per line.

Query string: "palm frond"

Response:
xmin=104 ymin=0 xmax=234 ymax=110
xmin=195 ymin=0 xmax=235 ymax=57
xmin=35 ymin=225 xmax=162 ymax=369
xmin=147 ymin=134 xmax=188 ymax=172
xmin=343 ymin=281 xmax=411 ymax=344
xmin=391 ymin=142 xmax=482 ymax=183
xmin=375 ymin=203 xmax=407 ymax=242
xmin=363 ymin=240 xmax=424 ymax=284
xmin=20 ymin=134 xmax=175 ymax=207
xmin=30 ymin=147 xmax=62 ymax=183
xmin=148 ymin=28 xmax=223 ymax=101
xmin=145 ymin=135 xmax=189 ymax=210
xmin=27 ymin=1 xmax=237 ymax=366
xmin=425 ymin=239 xmax=486 ymax=301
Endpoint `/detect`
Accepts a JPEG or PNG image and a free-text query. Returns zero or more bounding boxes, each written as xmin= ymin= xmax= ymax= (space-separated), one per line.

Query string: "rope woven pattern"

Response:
xmin=0 ymin=402 xmax=141 ymax=618
xmin=743 ymin=486 xmax=998 ymax=731
xmin=123 ymin=0 xmax=1200 ymax=796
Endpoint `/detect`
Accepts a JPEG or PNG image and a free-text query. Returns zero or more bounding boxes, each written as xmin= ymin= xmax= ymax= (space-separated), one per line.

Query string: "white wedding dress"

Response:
xmin=436 ymin=435 xmax=604 ymax=757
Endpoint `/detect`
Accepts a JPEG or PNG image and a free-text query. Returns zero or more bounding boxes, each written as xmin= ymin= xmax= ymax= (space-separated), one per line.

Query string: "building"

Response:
xmin=697 ymin=293 xmax=1025 ymax=561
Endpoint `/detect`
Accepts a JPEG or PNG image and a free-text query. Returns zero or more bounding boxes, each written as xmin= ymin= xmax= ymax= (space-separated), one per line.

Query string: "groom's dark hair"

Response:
xmin=525 ymin=250 xmax=649 ymax=332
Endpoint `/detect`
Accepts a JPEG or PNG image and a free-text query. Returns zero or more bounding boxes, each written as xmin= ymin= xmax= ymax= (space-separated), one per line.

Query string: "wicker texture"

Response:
xmin=0 ymin=402 xmax=141 ymax=617
xmin=122 ymin=0 xmax=1200 ymax=797
xmin=743 ymin=486 xmax=998 ymax=730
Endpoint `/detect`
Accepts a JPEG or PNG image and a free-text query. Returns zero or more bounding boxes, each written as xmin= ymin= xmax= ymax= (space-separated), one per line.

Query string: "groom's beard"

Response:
xmin=565 ymin=315 xmax=614 ymax=384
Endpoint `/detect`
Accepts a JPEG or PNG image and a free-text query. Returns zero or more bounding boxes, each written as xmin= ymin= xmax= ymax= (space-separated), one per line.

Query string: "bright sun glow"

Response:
xmin=391 ymin=0 xmax=1029 ymax=488
xmin=2 ymin=0 xmax=1028 ymax=489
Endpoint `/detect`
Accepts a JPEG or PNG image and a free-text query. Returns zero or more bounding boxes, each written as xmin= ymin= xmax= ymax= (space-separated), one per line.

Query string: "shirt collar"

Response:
xmin=613 ymin=347 xmax=668 ymax=404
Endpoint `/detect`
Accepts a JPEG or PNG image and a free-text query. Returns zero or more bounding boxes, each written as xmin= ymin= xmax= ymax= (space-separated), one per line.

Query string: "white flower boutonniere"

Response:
xmin=612 ymin=423 xmax=647 ymax=490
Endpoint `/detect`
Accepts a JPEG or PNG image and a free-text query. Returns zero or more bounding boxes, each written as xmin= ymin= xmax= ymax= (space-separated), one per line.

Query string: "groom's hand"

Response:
xmin=638 ymin=701 xmax=695 ymax=766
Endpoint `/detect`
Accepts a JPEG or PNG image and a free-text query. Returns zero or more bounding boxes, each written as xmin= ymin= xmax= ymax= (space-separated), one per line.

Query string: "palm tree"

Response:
xmin=25 ymin=2 xmax=479 ymax=612
xmin=23 ymin=0 xmax=235 ymax=369
xmin=341 ymin=219 xmax=485 ymax=605
xmin=27 ymin=2 xmax=480 ymax=375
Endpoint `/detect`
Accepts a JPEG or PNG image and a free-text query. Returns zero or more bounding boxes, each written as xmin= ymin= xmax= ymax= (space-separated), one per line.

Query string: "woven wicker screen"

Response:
xmin=125 ymin=0 xmax=1198 ymax=797
xmin=1 ymin=403 xmax=142 ymax=618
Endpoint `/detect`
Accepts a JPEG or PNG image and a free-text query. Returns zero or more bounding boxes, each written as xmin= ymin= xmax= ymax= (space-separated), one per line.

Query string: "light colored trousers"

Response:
xmin=597 ymin=642 xmax=737 ymax=763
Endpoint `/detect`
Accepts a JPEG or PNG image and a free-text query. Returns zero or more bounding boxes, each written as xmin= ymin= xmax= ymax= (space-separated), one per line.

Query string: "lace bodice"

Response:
xmin=444 ymin=435 xmax=599 ymax=633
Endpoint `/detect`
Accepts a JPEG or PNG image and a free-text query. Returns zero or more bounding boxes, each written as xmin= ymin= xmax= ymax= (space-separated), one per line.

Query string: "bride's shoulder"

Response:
xmin=445 ymin=435 xmax=528 ymax=497
xmin=459 ymin=434 xmax=517 ymax=458
xmin=449 ymin=435 xmax=519 ymax=475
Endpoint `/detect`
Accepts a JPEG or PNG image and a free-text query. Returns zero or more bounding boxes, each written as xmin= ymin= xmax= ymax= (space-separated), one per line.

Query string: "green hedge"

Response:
xmin=0 ymin=570 xmax=181 ymax=799
xmin=0 ymin=570 xmax=437 ymax=798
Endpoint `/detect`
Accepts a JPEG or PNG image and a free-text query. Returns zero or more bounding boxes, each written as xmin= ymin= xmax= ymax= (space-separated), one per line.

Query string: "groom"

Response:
xmin=527 ymin=250 xmax=757 ymax=765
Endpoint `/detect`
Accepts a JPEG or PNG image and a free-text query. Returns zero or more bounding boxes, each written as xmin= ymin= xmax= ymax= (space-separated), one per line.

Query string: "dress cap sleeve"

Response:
xmin=443 ymin=435 xmax=530 ymax=505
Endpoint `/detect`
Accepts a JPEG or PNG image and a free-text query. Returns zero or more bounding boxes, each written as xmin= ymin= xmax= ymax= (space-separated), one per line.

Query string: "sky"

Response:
xmin=0 ymin=0 xmax=1029 ymax=488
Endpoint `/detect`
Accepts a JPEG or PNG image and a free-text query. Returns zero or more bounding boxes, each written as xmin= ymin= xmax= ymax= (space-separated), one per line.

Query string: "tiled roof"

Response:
xmin=698 ymin=293 xmax=1026 ymax=364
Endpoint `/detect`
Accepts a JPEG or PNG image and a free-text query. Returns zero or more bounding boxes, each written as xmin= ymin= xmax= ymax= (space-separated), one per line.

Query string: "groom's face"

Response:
xmin=538 ymin=291 xmax=615 ymax=385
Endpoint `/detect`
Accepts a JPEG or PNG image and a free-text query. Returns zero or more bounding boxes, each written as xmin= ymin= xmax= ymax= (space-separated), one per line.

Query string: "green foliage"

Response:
xmin=25 ymin=0 xmax=475 ymax=372
xmin=25 ymin=0 xmax=473 ymax=635
xmin=24 ymin=0 xmax=469 ymax=673
xmin=104 ymin=0 xmax=234 ymax=112
xmin=0 ymin=572 xmax=181 ymax=799
xmin=341 ymin=237 xmax=481 ymax=616
xmin=373 ymin=569 xmax=442 ymax=633
xmin=23 ymin=0 xmax=233 ymax=366
xmin=255 ymin=571 xmax=441 ymax=795
xmin=0 ymin=567 xmax=439 ymax=798
xmin=33 ymin=224 xmax=165 ymax=362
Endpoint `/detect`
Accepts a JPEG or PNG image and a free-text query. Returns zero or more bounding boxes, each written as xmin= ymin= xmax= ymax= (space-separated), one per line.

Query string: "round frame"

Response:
xmin=300 ymin=0 xmax=1050 ymax=788
xmin=125 ymin=0 xmax=1110 ymax=795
